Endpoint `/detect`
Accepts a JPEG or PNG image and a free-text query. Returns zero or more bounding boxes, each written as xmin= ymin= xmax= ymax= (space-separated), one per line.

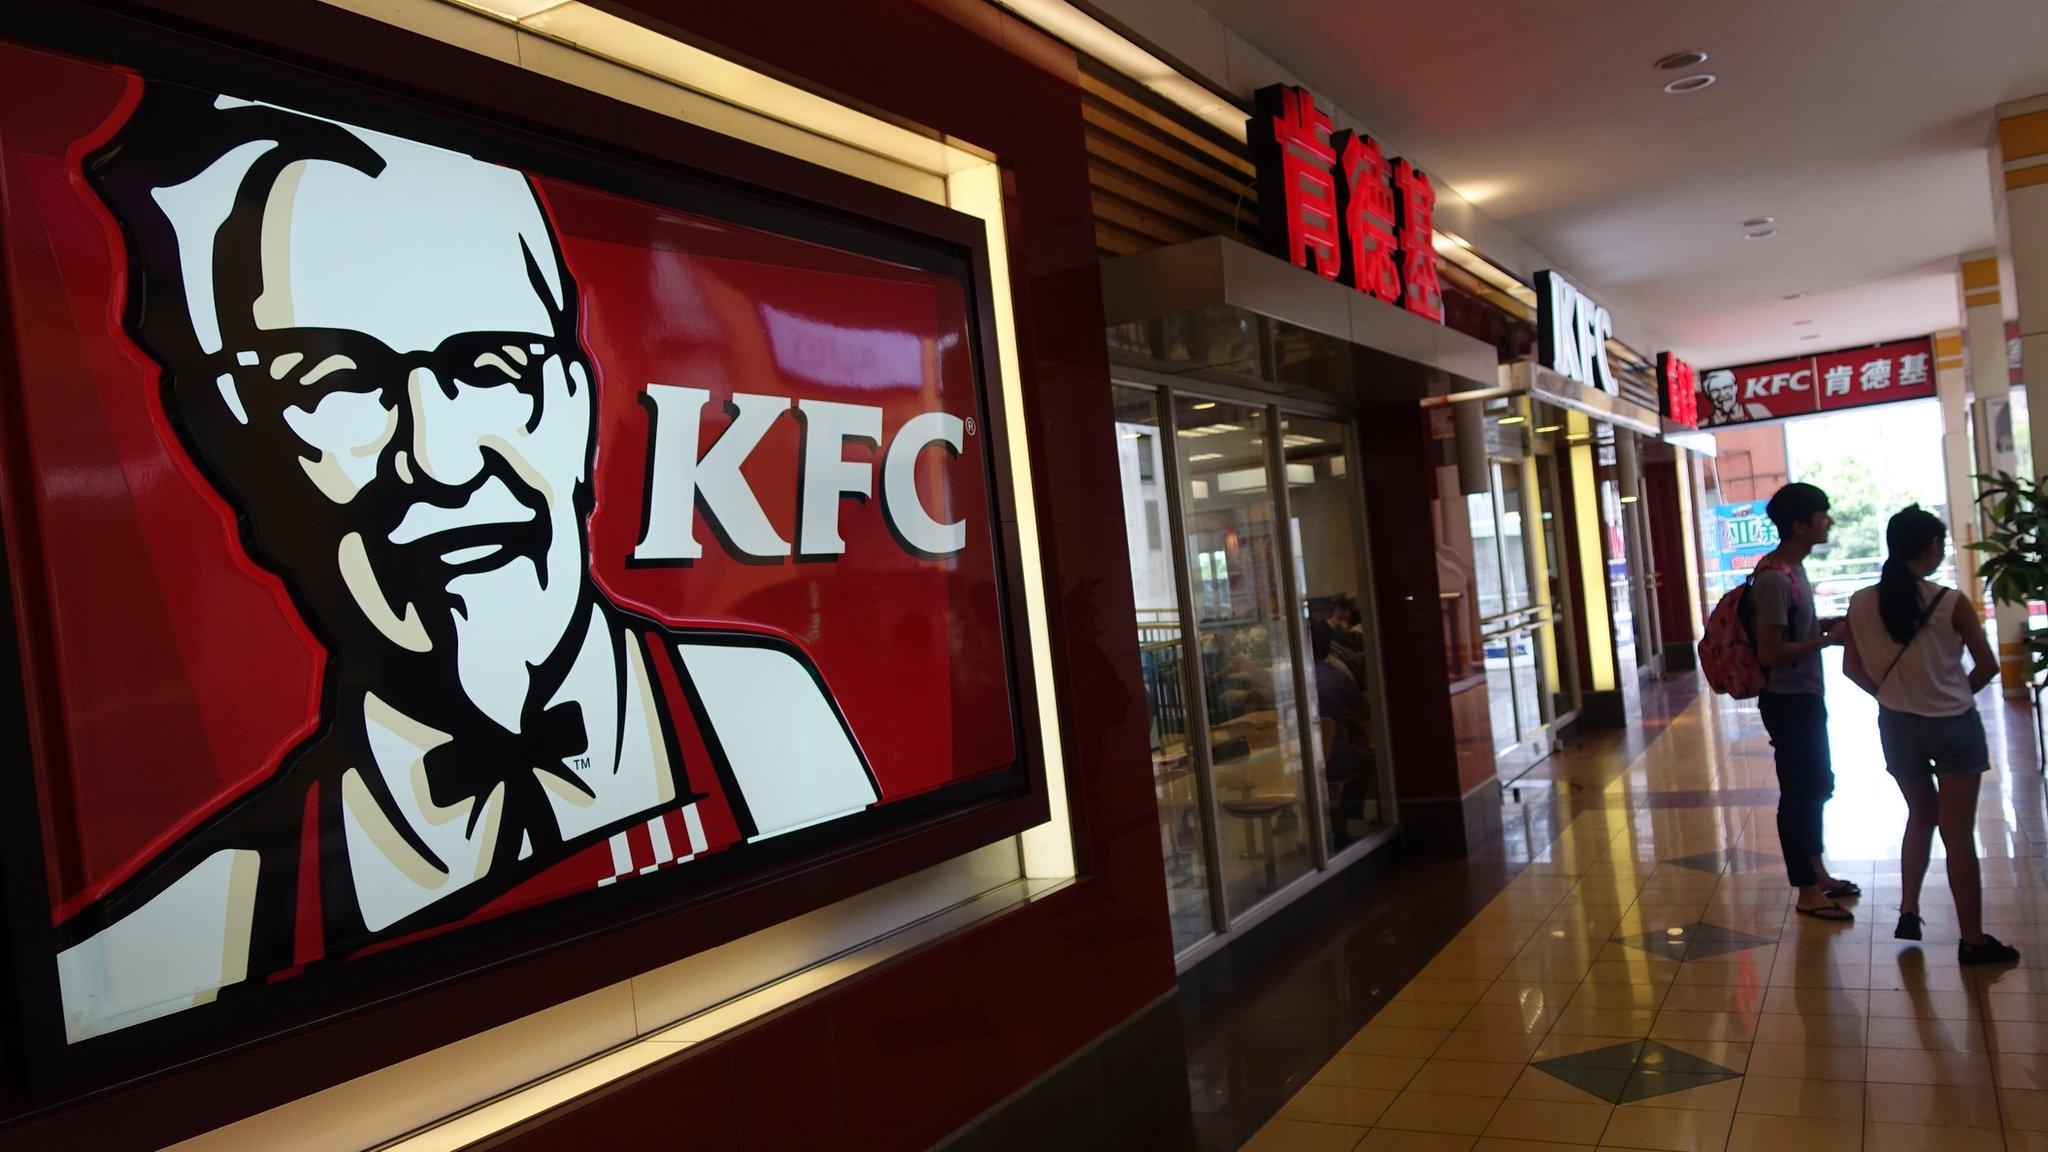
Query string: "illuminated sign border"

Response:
xmin=0 ymin=20 xmax=1048 ymax=1091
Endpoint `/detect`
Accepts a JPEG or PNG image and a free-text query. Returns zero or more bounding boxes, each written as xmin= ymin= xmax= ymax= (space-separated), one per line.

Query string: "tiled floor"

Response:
xmin=1137 ymin=664 xmax=2048 ymax=1152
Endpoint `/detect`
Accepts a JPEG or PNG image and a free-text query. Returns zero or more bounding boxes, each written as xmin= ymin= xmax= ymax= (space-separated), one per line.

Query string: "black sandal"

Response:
xmin=1895 ymin=911 xmax=1924 ymax=940
xmin=1823 ymin=880 xmax=1862 ymax=899
xmin=1797 ymin=902 xmax=1854 ymax=922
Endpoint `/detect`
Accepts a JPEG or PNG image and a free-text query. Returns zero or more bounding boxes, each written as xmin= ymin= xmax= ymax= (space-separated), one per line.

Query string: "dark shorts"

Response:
xmin=1877 ymin=706 xmax=1990 ymax=782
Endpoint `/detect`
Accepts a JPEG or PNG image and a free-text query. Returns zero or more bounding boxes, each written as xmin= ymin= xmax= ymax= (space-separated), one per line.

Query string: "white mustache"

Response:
xmin=387 ymin=475 xmax=536 ymax=545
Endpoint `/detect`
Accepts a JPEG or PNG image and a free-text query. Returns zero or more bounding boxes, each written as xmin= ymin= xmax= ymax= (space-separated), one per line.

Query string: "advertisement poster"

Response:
xmin=0 ymin=38 xmax=1024 ymax=1070
xmin=1712 ymin=501 xmax=1780 ymax=572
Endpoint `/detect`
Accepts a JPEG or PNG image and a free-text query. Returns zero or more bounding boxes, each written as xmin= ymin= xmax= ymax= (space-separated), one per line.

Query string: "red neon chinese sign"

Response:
xmin=1657 ymin=352 xmax=1699 ymax=429
xmin=1250 ymin=86 xmax=1339 ymax=279
xmin=1251 ymin=85 xmax=1443 ymax=325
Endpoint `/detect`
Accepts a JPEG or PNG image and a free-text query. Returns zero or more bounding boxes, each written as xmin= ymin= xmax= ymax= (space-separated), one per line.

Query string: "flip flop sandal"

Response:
xmin=1823 ymin=881 xmax=1861 ymax=899
xmin=1797 ymin=902 xmax=1854 ymax=922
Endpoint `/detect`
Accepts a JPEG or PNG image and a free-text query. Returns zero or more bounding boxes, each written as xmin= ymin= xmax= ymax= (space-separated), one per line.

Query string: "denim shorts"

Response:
xmin=1877 ymin=706 xmax=1990 ymax=782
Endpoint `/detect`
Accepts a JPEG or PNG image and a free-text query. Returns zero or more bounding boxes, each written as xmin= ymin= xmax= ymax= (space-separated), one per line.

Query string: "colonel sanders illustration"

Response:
xmin=58 ymin=87 xmax=880 ymax=1043
xmin=1701 ymin=368 xmax=1771 ymax=425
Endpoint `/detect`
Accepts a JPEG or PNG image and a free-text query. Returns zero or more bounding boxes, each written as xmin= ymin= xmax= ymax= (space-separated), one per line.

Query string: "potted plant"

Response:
xmin=1972 ymin=470 xmax=2048 ymax=686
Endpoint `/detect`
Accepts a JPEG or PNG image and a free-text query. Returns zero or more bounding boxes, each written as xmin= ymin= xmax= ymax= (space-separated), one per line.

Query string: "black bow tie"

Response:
xmin=422 ymin=699 xmax=591 ymax=858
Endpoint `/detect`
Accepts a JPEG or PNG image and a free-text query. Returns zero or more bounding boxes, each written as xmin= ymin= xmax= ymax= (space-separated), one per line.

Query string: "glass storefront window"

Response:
xmin=1172 ymin=395 xmax=1314 ymax=911
xmin=1282 ymin=414 xmax=1388 ymax=851
xmin=1113 ymin=385 xmax=1215 ymax=953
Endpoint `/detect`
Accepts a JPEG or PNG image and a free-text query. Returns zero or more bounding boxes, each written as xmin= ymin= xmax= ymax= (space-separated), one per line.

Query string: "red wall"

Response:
xmin=1645 ymin=460 xmax=1699 ymax=649
xmin=0 ymin=2 xmax=1174 ymax=1148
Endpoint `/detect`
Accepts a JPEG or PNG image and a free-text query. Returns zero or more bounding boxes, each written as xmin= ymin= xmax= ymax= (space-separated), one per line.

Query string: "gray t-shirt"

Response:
xmin=1751 ymin=561 xmax=1822 ymax=695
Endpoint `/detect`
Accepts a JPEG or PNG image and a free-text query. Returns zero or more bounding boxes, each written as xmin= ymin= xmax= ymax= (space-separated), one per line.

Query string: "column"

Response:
xmin=1961 ymin=251 xmax=2029 ymax=696
xmin=1998 ymin=98 xmax=2048 ymax=472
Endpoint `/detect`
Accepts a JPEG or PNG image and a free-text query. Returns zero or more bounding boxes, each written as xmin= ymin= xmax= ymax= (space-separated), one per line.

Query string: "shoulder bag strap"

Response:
xmin=1878 ymin=587 xmax=1949 ymax=688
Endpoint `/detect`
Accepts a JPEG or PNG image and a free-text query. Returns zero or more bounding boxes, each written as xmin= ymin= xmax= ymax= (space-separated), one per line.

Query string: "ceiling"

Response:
xmin=1186 ymin=0 xmax=2048 ymax=368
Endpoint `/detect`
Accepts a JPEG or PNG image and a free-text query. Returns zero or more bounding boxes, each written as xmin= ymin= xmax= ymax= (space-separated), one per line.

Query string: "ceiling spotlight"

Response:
xmin=1663 ymin=74 xmax=1716 ymax=94
xmin=1742 ymin=216 xmax=1775 ymax=228
xmin=1655 ymin=51 xmax=1710 ymax=70
xmin=1793 ymin=318 xmax=1814 ymax=326
xmin=1781 ymin=292 xmax=1807 ymax=300
xmin=1800 ymin=334 xmax=1822 ymax=341
xmin=1745 ymin=227 xmax=1777 ymax=239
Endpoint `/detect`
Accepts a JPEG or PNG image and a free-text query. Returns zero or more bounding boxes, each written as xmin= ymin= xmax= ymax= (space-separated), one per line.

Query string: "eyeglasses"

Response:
xmin=210 ymin=327 xmax=570 ymax=409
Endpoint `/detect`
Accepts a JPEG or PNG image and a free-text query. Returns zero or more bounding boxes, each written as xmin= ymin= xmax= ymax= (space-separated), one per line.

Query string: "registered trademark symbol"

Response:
xmin=964 ymin=417 xmax=977 ymax=436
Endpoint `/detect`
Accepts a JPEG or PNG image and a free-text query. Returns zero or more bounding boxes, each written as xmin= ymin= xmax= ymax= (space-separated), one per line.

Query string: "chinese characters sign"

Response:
xmin=1250 ymin=85 xmax=1443 ymax=323
xmin=1657 ymin=352 xmax=1699 ymax=429
xmin=1698 ymin=338 xmax=1935 ymax=427
xmin=0 ymin=42 xmax=1025 ymax=1071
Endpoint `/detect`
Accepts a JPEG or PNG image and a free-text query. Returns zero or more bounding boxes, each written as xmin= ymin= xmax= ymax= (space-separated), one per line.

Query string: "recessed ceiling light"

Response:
xmin=1800 ymin=334 xmax=1822 ymax=341
xmin=1655 ymin=51 xmax=1710 ymax=70
xmin=1793 ymin=318 xmax=1814 ymax=326
xmin=1742 ymin=216 xmax=1775 ymax=228
xmin=1745 ymin=227 xmax=1777 ymax=239
xmin=1782 ymin=292 xmax=1807 ymax=300
xmin=1664 ymin=74 xmax=1716 ymax=94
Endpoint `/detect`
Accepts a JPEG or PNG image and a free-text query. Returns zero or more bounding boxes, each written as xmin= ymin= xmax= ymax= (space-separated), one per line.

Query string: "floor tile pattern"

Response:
xmin=1118 ymin=665 xmax=2048 ymax=1151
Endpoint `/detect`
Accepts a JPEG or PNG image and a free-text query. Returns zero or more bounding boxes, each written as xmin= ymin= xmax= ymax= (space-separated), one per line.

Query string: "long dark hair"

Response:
xmin=1878 ymin=505 xmax=1947 ymax=643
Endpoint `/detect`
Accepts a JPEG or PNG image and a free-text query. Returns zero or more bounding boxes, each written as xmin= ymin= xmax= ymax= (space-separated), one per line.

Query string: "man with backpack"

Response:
xmin=1750 ymin=483 xmax=1859 ymax=922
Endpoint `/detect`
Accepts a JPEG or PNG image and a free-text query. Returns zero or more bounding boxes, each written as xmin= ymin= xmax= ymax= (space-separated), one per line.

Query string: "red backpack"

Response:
xmin=1698 ymin=558 xmax=1796 ymax=699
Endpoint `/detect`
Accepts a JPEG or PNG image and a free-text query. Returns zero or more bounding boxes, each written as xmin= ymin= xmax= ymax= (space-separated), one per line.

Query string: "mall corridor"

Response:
xmin=1121 ymin=666 xmax=2048 ymax=1152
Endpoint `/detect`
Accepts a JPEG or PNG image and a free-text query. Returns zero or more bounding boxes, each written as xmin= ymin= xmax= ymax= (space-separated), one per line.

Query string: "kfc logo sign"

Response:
xmin=635 ymin=388 xmax=967 ymax=561
xmin=1657 ymin=352 xmax=1699 ymax=429
xmin=1249 ymin=85 xmax=1444 ymax=323
xmin=0 ymin=54 xmax=1024 ymax=1067
xmin=1536 ymin=271 xmax=1616 ymax=394
xmin=1699 ymin=338 xmax=1936 ymax=427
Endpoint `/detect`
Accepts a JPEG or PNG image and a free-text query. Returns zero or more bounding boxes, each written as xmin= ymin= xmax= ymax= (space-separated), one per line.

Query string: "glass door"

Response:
xmin=1282 ymin=413 xmax=1389 ymax=854
xmin=1469 ymin=455 xmax=1555 ymax=776
xmin=1112 ymin=385 xmax=1216 ymax=954
xmin=1531 ymin=441 xmax=1580 ymax=725
xmin=1114 ymin=374 xmax=1398 ymax=960
xmin=1172 ymin=394 xmax=1315 ymax=914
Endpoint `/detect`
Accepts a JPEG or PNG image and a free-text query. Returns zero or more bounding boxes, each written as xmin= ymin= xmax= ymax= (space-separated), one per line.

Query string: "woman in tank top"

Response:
xmin=1843 ymin=505 xmax=2018 ymax=966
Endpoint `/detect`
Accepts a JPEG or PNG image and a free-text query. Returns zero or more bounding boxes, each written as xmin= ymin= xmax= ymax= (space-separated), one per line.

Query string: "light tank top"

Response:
xmin=1845 ymin=581 xmax=1972 ymax=717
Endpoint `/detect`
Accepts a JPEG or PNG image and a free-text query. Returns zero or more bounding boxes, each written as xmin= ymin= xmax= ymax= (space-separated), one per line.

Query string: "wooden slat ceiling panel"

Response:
xmin=1079 ymin=68 xmax=1257 ymax=256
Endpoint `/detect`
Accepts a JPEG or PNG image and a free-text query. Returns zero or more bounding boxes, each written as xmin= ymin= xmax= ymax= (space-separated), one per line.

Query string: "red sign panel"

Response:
xmin=1699 ymin=355 xmax=1816 ymax=426
xmin=0 ymin=40 xmax=1023 ymax=1071
xmin=1699 ymin=337 xmax=1935 ymax=427
xmin=1657 ymin=352 xmax=1699 ymax=429
xmin=1813 ymin=339 xmax=1935 ymax=413
xmin=1251 ymin=85 xmax=1443 ymax=324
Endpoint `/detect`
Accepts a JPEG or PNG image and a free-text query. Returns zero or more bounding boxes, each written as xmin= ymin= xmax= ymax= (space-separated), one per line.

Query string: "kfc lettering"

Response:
xmin=1250 ymin=84 xmax=1444 ymax=323
xmin=1536 ymin=271 xmax=1616 ymax=393
xmin=634 ymin=388 xmax=967 ymax=562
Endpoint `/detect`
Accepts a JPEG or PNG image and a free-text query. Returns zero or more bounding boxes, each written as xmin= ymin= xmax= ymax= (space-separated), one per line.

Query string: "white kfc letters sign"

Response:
xmin=633 ymin=386 xmax=969 ymax=562
xmin=1536 ymin=270 xmax=1616 ymax=394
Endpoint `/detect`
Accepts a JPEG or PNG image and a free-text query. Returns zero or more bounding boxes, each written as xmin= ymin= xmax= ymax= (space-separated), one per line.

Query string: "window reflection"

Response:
xmin=1113 ymin=385 xmax=1213 ymax=953
xmin=1284 ymin=414 xmax=1387 ymax=850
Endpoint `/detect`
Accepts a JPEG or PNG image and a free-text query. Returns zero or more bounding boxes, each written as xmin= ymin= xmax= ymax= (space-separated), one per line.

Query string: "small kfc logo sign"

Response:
xmin=1698 ymin=338 xmax=1934 ymax=427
